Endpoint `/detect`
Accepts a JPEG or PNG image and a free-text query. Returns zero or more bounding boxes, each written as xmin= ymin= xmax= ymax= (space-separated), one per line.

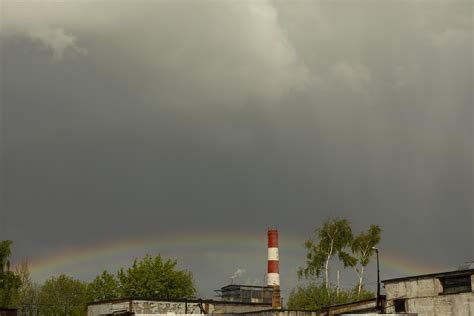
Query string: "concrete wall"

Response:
xmin=240 ymin=311 xmax=319 ymax=316
xmin=131 ymin=300 xmax=202 ymax=314
xmin=384 ymin=275 xmax=474 ymax=315
xmin=209 ymin=303 xmax=270 ymax=314
xmin=88 ymin=299 xmax=272 ymax=316
xmin=322 ymin=299 xmax=377 ymax=315
xmin=88 ymin=300 xmax=131 ymax=316
xmin=239 ymin=299 xmax=378 ymax=316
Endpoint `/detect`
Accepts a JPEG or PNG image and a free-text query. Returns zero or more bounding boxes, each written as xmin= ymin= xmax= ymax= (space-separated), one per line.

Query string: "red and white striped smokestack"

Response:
xmin=267 ymin=229 xmax=280 ymax=286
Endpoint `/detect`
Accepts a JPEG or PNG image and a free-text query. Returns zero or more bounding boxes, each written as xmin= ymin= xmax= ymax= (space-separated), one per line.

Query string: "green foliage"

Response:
xmin=298 ymin=219 xmax=353 ymax=288
xmin=348 ymin=285 xmax=374 ymax=301
xmin=0 ymin=241 xmax=13 ymax=273
xmin=294 ymin=219 xmax=382 ymax=308
xmin=287 ymin=283 xmax=339 ymax=310
xmin=0 ymin=242 xmax=197 ymax=314
xmin=117 ymin=254 xmax=196 ymax=298
xmin=287 ymin=282 xmax=374 ymax=310
xmin=87 ymin=270 xmax=120 ymax=302
xmin=15 ymin=260 xmax=40 ymax=316
xmin=339 ymin=224 xmax=381 ymax=299
xmin=0 ymin=241 xmax=21 ymax=308
xmin=37 ymin=274 xmax=88 ymax=316
xmin=87 ymin=254 xmax=196 ymax=302
xmin=351 ymin=225 xmax=381 ymax=267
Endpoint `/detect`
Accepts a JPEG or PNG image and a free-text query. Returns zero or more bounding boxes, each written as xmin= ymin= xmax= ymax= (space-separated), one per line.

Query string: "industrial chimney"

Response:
xmin=267 ymin=229 xmax=281 ymax=308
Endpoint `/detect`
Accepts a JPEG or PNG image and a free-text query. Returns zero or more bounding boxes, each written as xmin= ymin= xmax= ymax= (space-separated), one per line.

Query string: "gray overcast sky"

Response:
xmin=1 ymin=0 xmax=472 ymax=299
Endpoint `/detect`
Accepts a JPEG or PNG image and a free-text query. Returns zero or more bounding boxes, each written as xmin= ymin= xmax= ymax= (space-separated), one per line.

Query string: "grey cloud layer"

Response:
xmin=1 ymin=0 xmax=472 ymax=298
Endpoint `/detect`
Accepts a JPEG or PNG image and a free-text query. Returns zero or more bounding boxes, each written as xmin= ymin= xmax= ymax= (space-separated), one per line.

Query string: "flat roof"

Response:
xmin=382 ymin=268 xmax=474 ymax=284
xmin=87 ymin=297 xmax=272 ymax=306
xmin=219 ymin=284 xmax=273 ymax=290
xmin=237 ymin=297 xmax=381 ymax=314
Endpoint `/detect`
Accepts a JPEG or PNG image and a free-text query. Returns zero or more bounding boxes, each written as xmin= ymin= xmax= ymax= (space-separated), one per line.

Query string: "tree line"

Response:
xmin=0 ymin=241 xmax=196 ymax=316
xmin=2 ymin=218 xmax=381 ymax=314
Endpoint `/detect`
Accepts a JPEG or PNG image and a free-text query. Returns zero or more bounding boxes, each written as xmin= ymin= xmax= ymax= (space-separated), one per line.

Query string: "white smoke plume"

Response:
xmin=230 ymin=268 xmax=246 ymax=283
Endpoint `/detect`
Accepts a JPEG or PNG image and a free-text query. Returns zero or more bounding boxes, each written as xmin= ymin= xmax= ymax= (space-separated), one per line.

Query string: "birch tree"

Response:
xmin=340 ymin=224 xmax=381 ymax=299
xmin=16 ymin=260 xmax=40 ymax=316
xmin=298 ymin=219 xmax=353 ymax=290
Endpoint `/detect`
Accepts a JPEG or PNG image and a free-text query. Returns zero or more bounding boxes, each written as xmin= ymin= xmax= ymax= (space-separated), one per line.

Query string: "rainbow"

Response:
xmin=14 ymin=231 xmax=447 ymax=283
xmin=18 ymin=232 xmax=276 ymax=281
xmin=380 ymin=252 xmax=447 ymax=277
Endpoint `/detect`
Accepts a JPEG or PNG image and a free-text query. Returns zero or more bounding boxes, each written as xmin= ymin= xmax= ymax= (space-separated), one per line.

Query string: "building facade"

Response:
xmin=215 ymin=284 xmax=274 ymax=304
xmin=87 ymin=297 xmax=272 ymax=316
xmin=383 ymin=268 xmax=474 ymax=315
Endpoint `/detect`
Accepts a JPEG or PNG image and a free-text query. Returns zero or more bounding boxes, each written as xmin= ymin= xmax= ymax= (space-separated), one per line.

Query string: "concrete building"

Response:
xmin=215 ymin=284 xmax=274 ymax=304
xmin=383 ymin=266 xmax=474 ymax=315
xmin=87 ymin=297 xmax=272 ymax=316
xmin=239 ymin=297 xmax=383 ymax=316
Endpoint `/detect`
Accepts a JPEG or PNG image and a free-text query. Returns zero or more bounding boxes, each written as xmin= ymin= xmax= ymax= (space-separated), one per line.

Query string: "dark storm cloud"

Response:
xmin=1 ymin=0 xmax=472 ymax=298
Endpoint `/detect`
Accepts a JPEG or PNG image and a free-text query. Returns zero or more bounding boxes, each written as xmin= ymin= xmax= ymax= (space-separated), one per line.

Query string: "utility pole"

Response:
xmin=372 ymin=247 xmax=380 ymax=310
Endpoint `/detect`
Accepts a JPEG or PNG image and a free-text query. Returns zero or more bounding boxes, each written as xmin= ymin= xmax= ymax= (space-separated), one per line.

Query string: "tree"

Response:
xmin=0 ymin=241 xmax=12 ymax=273
xmin=287 ymin=283 xmax=340 ymax=310
xmin=37 ymin=274 xmax=88 ymax=316
xmin=291 ymin=220 xmax=381 ymax=310
xmin=340 ymin=224 xmax=381 ymax=299
xmin=15 ymin=260 xmax=40 ymax=316
xmin=287 ymin=282 xmax=373 ymax=310
xmin=298 ymin=219 xmax=352 ymax=290
xmin=117 ymin=254 xmax=196 ymax=298
xmin=87 ymin=270 xmax=120 ymax=302
xmin=0 ymin=241 xmax=21 ymax=308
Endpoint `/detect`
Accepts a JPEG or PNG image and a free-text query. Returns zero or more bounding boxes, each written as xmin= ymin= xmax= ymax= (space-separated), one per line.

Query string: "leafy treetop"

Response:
xmin=116 ymin=254 xmax=196 ymax=299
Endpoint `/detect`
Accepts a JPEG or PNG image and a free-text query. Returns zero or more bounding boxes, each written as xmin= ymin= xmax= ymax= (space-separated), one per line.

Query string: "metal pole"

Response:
xmin=375 ymin=248 xmax=380 ymax=310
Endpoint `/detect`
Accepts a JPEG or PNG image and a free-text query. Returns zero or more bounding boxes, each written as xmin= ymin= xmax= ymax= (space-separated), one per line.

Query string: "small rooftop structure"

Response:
xmin=215 ymin=284 xmax=274 ymax=304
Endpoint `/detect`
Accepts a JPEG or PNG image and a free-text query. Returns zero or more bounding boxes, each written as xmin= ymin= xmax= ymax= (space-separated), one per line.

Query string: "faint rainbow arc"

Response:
xmin=17 ymin=232 xmax=446 ymax=281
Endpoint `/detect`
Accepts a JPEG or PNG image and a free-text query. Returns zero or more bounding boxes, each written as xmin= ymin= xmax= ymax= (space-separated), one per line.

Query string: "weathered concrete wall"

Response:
xmin=240 ymin=311 xmax=319 ymax=316
xmin=245 ymin=310 xmax=377 ymax=316
xmin=131 ymin=300 xmax=271 ymax=314
xmin=238 ymin=300 xmax=378 ymax=316
xmin=88 ymin=300 xmax=131 ymax=316
xmin=385 ymin=278 xmax=442 ymax=299
xmin=88 ymin=299 xmax=272 ymax=316
xmin=209 ymin=303 xmax=270 ymax=314
xmin=324 ymin=300 xmax=376 ymax=315
xmin=384 ymin=275 xmax=474 ymax=315
xmin=132 ymin=300 xmax=202 ymax=314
